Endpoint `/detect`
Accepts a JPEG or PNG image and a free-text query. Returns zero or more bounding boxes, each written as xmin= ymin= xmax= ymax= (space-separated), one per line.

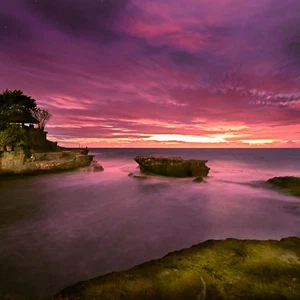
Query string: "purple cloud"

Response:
xmin=1 ymin=0 xmax=300 ymax=147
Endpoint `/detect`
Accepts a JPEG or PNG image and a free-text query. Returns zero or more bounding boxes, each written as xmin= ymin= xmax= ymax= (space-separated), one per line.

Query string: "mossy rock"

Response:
xmin=54 ymin=237 xmax=300 ymax=300
xmin=267 ymin=176 xmax=300 ymax=197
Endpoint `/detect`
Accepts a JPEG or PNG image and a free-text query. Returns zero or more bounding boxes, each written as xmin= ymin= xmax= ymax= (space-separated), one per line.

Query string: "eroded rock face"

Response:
xmin=134 ymin=156 xmax=210 ymax=177
xmin=0 ymin=150 xmax=94 ymax=175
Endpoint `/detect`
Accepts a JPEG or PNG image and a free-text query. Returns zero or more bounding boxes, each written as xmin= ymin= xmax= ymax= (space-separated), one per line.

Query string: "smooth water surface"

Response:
xmin=0 ymin=148 xmax=300 ymax=299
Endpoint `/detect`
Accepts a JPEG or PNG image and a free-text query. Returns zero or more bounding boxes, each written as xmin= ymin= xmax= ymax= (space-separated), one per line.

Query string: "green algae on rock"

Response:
xmin=267 ymin=176 xmax=300 ymax=197
xmin=134 ymin=156 xmax=210 ymax=178
xmin=54 ymin=237 xmax=300 ymax=300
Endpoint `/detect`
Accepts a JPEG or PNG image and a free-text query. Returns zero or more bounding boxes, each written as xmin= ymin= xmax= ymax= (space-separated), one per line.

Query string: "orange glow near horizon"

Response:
xmin=2 ymin=0 xmax=300 ymax=148
xmin=48 ymin=134 xmax=300 ymax=149
xmin=46 ymin=118 xmax=300 ymax=148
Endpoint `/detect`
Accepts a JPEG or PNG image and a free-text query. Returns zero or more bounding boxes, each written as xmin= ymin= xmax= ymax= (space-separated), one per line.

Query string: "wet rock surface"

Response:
xmin=193 ymin=176 xmax=204 ymax=183
xmin=92 ymin=165 xmax=104 ymax=172
xmin=54 ymin=237 xmax=300 ymax=300
xmin=90 ymin=161 xmax=104 ymax=172
xmin=134 ymin=156 xmax=210 ymax=178
xmin=267 ymin=176 xmax=300 ymax=197
xmin=128 ymin=172 xmax=149 ymax=179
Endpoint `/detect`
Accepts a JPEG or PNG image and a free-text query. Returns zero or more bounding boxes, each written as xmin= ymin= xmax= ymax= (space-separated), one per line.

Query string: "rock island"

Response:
xmin=134 ymin=155 xmax=210 ymax=177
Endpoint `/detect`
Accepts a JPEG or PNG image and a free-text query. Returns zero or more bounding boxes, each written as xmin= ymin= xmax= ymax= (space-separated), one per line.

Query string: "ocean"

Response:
xmin=0 ymin=148 xmax=300 ymax=299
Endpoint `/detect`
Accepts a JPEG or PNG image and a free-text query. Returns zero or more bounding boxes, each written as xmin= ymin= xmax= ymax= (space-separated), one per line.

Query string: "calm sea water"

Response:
xmin=0 ymin=148 xmax=300 ymax=299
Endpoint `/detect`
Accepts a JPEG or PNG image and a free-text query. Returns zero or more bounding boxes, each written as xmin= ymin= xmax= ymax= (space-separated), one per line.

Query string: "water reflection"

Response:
xmin=0 ymin=149 xmax=300 ymax=299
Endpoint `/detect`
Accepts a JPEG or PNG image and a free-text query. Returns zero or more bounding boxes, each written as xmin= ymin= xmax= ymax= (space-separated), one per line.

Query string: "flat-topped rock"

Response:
xmin=0 ymin=149 xmax=94 ymax=175
xmin=134 ymin=155 xmax=210 ymax=177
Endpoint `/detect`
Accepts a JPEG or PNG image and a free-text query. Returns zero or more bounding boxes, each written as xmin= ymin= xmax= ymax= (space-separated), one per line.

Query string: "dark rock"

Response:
xmin=134 ymin=156 xmax=210 ymax=177
xmin=267 ymin=176 xmax=300 ymax=197
xmin=92 ymin=165 xmax=104 ymax=172
xmin=128 ymin=172 xmax=149 ymax=179
xmin=193 ymin=176 xmax=203 ymax=183
xmin=90 ymin=161 xmax=104 ymax=172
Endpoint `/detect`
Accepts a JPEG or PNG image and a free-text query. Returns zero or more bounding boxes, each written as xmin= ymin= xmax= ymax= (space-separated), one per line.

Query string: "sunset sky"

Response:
xmin=1 ymin=0 xmax=300 ymax=147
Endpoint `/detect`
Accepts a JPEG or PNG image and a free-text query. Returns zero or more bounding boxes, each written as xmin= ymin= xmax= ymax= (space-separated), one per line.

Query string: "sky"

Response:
xmin=1 ymin=0 xmax=300 ymax=148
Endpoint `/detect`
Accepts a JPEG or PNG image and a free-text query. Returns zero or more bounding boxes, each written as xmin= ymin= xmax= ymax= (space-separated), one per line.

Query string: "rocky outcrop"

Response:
xmin=128 ymin=172 xmax=149 ymax=179
xmin=134 ymin=156 xmax=210 ymax=177
xmin=267 ymin=176 xmax=300 ymax=197
xmin=90 ymin=161 xmax=104 ymax=172
xmin=54 ymin=237 xmax=300 ymax=300
xmin=193 ymin=176 xmax=204 ymax=183
xmin=0 ymin=149 xmax=94 ymax=175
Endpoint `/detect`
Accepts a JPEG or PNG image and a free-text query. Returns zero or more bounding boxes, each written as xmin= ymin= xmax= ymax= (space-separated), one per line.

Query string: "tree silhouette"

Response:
xmin=0 ymin=89 xmax=37 ymax=116
xmin=0 ymin=90 xmax=52 ymax=149
xmin=32 ymin=108 xmax=52 ymax=131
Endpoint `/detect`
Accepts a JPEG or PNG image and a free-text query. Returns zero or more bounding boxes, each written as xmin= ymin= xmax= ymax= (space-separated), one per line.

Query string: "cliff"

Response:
xmin=0 ymin=121 xmax=97 ymax=175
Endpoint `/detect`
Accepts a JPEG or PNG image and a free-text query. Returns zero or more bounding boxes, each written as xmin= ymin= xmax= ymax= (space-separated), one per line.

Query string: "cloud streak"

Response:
xmin=1 ymin=0 xmax=300 ymax=147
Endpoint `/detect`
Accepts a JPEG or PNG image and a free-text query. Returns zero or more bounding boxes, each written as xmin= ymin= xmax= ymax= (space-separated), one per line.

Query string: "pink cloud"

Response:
xmin=1 ymin=0 xmax=300 ymax=147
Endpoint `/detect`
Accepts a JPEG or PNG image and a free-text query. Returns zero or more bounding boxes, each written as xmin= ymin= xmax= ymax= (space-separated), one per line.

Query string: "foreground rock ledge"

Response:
xmin=54 ymin=237 xmax=300 ymax=300
xmin=134 ymin=156 xmax=210 ymax=177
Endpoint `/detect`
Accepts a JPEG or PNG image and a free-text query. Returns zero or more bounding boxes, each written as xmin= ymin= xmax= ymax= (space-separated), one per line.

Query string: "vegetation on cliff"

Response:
xmin=31 ymin=107 xmax=52 ymax=131
xmin=0 ymin=89 xmax=52 ymax=151
xmin=0 ymin=89 xmax=37 ymax=118
xmin=0 ymin=125 xmax=30 ymax=149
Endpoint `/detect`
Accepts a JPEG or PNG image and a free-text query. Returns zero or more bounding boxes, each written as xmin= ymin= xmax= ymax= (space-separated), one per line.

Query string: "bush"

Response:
xmin=0 ymin=125 xmax=29 ymax=149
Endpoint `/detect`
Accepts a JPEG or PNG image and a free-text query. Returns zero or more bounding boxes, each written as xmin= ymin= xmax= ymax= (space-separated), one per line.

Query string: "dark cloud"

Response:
xmin=0 ymin=12 xmax=33 ymax=42
xmin=141 ymin=42 xmax=168 ymax=56
xmin=169 ymin=50 xmax=199 ymax=66
xmin=2 ymin=0 xmax=300 ymax=146
xmin=25 ymin=0 xmax=129 ymax=41
xmin=287 ymin=34 xmax=300 ymax=66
